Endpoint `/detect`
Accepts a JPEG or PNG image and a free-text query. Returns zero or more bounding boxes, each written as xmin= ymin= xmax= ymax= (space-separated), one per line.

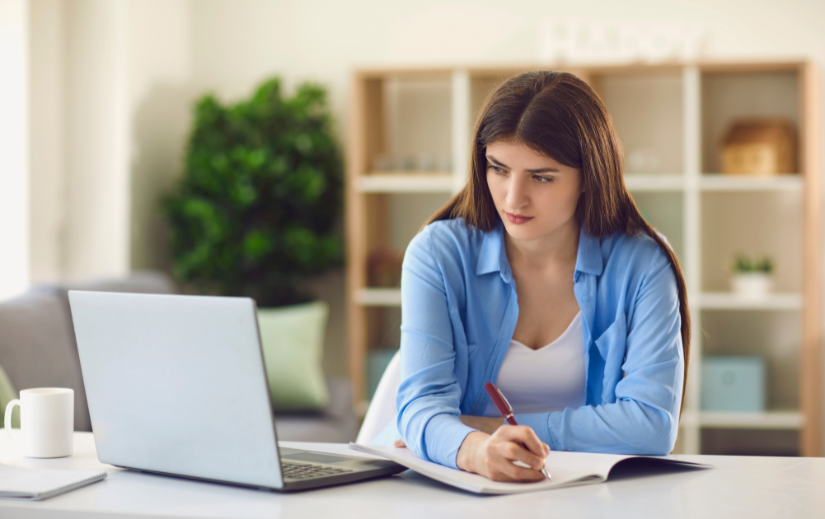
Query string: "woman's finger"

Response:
xmin=393 ymin=439 xmax=407 ymax=448
xmin=497 ymin=425 xmax=546 ymax=458
xmin=494 ymin=440 xmax=546 ymax=472
xmin=487 ymin=454 xmax=546 ymax=482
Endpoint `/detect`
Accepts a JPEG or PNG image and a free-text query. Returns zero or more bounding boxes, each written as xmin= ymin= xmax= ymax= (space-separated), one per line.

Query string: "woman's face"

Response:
xmin=485 ymin=140 xmax=583 ymax=245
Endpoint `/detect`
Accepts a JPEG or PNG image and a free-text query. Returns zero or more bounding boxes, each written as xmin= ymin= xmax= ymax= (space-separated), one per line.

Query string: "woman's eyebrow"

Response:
xmin=486 ymin=154 xmax=560 ymax=174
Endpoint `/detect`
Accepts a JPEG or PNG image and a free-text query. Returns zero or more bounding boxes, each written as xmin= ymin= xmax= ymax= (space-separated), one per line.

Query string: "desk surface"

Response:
xmin=1 ymin=432 xmax=823 ymax=519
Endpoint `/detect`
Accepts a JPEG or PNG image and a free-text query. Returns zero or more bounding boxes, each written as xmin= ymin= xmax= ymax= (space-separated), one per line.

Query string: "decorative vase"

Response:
xmin=731 ymin=273 xmax=772 ymax=298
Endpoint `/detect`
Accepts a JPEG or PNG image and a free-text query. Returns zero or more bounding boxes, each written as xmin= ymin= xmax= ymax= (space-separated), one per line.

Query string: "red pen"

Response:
xmin=484 ymin=382 xmax=551 ymax=479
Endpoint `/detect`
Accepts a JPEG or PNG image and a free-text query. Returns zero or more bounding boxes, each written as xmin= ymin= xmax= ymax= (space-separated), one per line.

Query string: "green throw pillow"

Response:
xmin=257 ymin=301 xmax=329 ymax=411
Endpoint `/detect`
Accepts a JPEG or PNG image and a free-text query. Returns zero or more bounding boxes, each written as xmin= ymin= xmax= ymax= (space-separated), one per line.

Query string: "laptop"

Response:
xmin=68 ymin=291 xmax=404 ymax=491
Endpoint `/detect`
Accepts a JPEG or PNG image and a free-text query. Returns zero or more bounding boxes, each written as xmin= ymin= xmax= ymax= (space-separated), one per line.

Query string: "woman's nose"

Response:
xmin=505 ymin=176 xmax=529 ymax=209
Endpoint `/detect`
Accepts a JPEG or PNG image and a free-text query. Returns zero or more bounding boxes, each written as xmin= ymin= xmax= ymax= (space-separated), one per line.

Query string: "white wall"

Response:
xmin=126 ymin=0 xmax=191 ymax=271
xmin=29 ymin=0 xmax=64 ymax=283
xmin=20 ymin=0 xmax=825 ymax=448
xmin=0 ymin=0 xmax=29 ymax=300
xmin=183 ymin=0 xmax=825 ymax=381
xmin=28 ymin=0 xmax=191 ymax=282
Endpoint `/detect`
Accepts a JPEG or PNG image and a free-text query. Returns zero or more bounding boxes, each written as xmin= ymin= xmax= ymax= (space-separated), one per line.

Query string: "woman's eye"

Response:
xmin=488 ymin=165 xmax=506 ymax=174
xmin=535 ymin=176 xmax=554 ymax=183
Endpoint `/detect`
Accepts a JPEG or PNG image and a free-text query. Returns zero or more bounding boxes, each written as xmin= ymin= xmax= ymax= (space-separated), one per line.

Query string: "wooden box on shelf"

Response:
xmin=720 ymin=118 xmax=797 ymax=175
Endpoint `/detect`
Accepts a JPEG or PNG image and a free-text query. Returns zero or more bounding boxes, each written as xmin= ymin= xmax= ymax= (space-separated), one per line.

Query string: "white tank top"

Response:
xmin=486 ymin=311 xmax=586 ymax=416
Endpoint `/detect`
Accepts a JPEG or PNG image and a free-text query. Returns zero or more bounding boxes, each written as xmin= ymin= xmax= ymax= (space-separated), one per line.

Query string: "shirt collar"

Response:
xmin=575 ymin=227 xmax=603 ymax=276
xmin=476 ymin=221 xmax=506 ymax=276
xmin=476 ymin=222 xmax=603 ymax=277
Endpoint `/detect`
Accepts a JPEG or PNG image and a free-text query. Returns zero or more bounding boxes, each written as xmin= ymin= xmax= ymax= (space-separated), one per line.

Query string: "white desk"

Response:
xmin=1 ymin=432 xmax=823 ymax=518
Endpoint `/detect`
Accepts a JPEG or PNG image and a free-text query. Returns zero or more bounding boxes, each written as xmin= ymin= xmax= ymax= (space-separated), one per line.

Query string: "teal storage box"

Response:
xmin=701 ymin=356 xmax=765 ymax=412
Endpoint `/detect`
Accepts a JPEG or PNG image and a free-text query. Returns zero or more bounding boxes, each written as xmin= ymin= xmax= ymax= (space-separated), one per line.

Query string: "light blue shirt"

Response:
xmin=374 ymin=218 xmax=684 ymax=470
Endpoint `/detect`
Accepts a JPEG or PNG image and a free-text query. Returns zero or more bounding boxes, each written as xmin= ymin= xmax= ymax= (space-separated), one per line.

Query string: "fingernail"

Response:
xmin=532 ymin=459 xmax=543 ymax=470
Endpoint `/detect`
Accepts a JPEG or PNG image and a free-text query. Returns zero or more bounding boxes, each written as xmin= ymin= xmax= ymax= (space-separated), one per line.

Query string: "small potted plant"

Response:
xmin=731 ymin=254 xmax=774 ymax=298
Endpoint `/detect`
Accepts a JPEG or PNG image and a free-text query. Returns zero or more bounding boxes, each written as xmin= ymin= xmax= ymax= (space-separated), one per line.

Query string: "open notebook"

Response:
xmin=0 ymin=463 xmax=107 ymax=501
xmin=350 ymin=444 xmax=711 ymax=495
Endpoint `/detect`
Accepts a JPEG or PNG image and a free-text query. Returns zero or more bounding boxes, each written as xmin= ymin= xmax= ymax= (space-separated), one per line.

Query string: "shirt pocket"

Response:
xmin=594 ymin=312 xmax=627 ymax=402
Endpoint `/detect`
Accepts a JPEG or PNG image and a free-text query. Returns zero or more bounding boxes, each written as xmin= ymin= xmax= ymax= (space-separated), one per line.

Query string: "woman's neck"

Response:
xmin=504 ymin=219 xmax=580 ymax=272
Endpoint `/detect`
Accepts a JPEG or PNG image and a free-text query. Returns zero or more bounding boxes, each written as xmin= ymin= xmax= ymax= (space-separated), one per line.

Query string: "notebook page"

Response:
xmin=545 ymin=451 xmax=636 ymax=479
xmin=350 ymin=444 xmax=603 ymax=495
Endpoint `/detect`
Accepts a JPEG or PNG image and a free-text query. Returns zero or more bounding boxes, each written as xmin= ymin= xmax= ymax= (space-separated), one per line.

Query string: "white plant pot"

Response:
xmin=731 ymin=273 xmax=772 ymax=298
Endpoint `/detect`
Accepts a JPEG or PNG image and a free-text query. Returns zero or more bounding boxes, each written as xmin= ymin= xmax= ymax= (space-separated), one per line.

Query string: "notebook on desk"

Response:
xmin=350 ymin=444 xmax=713 ymax=495
xmin=0 ymin=463 xmax=106 ymax=500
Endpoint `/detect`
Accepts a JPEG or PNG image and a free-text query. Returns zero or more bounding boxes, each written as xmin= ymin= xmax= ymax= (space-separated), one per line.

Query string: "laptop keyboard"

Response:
xmin=281 ymin=461 xmax=354 ymax=481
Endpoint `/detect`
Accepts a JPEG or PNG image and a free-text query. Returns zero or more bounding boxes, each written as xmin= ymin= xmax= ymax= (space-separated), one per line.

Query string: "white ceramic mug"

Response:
xmin=4 ymin=388 xmax=74 ymax=458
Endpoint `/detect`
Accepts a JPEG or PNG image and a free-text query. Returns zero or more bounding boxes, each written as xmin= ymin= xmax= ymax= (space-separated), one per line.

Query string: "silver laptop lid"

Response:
xmin=69 ymin=291 xmax=283 ymax=489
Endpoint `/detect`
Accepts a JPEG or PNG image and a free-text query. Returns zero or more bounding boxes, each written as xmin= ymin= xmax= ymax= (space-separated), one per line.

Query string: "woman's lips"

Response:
xmin=505 ymin=212 xmax=533 ymax=225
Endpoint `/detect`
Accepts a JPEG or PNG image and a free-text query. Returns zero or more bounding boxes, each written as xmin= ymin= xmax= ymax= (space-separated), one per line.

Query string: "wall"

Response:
xmin=183 ymin=0 xmax=825 ymax=394
xmin=21 ymin=0 xmax=825 ymax=447
xmin=29 ymin=0 xmax=64 ymax=283
xmin=0 ymin=0 xmax=29 ymax=300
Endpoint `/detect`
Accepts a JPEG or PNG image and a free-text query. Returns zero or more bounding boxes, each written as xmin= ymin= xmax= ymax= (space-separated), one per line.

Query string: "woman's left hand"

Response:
xmin=393 ymin=415 xmax=504 ymax=448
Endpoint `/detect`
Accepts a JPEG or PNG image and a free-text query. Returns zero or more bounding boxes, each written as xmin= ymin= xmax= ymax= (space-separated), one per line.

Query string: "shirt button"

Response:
xmin=583 ymin=296 xmax=589 ymax=302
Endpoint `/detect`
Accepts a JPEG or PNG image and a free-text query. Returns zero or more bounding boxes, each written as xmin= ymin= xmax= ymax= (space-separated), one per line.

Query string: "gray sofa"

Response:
xmin=0 ymin=271 xmax=358 ymax=443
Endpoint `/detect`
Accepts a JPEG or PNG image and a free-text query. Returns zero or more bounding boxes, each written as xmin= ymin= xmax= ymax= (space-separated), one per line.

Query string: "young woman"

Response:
xmin=377 ymin=71 xmax=690 ymax=483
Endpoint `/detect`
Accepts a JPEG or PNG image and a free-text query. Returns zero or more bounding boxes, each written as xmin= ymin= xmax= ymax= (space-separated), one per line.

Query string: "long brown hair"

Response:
xmin=425 ymin=70 xmax=690 ymax=411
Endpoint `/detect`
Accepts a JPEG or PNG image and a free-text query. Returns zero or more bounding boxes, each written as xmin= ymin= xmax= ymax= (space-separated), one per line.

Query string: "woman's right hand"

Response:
xmin=456 ymin=426 xmax=550 ymax=482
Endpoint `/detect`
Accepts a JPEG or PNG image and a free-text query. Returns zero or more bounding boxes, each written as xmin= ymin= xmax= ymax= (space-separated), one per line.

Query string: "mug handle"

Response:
xmin=4 ymin=399 xmax=21 ymax=444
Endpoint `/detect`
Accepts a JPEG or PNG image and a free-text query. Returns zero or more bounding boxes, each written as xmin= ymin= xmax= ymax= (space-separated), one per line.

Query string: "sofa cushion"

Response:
xmin=0 ymin=287 xmax=89 ymax=431
xmin=273 ymin=378 xmax=357 ymax=442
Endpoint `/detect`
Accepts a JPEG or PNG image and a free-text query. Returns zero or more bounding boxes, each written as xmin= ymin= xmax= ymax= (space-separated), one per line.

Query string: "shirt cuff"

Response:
xmin=422 ymin=413 xmax=477 ymax=469
xmin=513 ymin=412 xmax=561 ymax=451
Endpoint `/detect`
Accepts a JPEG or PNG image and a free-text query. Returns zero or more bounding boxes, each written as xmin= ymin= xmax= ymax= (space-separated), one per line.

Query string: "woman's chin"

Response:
xmin=502 ymin=223 xmax=539 ymax=241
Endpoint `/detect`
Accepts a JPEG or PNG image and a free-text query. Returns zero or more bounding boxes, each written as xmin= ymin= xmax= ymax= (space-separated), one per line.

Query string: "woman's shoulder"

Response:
xmin=405 ymin=218 xmax=487 ymax=270
xmin=602 ymin=229 xmax=673 ymax=275
xmin=410 ymin=218 xmax=484 ymax=253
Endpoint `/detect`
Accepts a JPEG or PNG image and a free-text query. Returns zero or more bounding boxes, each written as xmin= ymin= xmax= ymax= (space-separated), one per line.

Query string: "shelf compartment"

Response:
xmin=358 ymin=173 xmax=454 ymax=193
xmin=697 ymin=292 xmax=803 ymax=310
xmin=355 ymin=288 xmax=402 ymax=307
xmin=595 ymin=71 xmax=683 ymax=175
xmin=700 ymin=175 xmax=803 ymax=191
xmin=700 ymin=191 xmax=802 ymax=295
xmin=701 ymin=71 xmax=799 ymax=174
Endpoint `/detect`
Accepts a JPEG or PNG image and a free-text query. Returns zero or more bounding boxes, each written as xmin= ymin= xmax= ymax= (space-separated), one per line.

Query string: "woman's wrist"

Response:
xmin=456 ymin=431 xmax=487 ymax=473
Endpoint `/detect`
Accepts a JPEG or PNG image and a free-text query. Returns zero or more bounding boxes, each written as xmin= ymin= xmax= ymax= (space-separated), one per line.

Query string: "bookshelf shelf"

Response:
xmin=699 ymin=175 xmax=803 ymax=192
xmin=697 ymin=292 xmax=803 ymax=311
xmin=354 ymin=288 xmax=402 ymax=307
xmin=358 ymin=173 xmax=454 ymax=193
xmin=624 ymin=175 xmax=685 ymax=192
xmin=684 ymin=411 xmax=804 ymax=429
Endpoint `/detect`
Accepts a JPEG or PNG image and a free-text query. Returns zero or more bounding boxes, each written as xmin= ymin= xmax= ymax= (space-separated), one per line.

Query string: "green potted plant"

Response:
xmin=731 ymin=254 xmax=774 ymax=298
xmin=163 ymin=78 xmax=343 ymax=411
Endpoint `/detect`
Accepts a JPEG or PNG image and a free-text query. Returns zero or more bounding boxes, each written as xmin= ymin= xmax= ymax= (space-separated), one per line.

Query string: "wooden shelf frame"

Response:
xmin=346 ymin=60 xmax=821 ymax=455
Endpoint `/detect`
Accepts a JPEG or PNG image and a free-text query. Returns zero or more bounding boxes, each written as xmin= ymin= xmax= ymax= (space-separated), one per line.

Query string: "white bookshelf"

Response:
xmin=346 ymin=61 xmax=820 ymax=455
